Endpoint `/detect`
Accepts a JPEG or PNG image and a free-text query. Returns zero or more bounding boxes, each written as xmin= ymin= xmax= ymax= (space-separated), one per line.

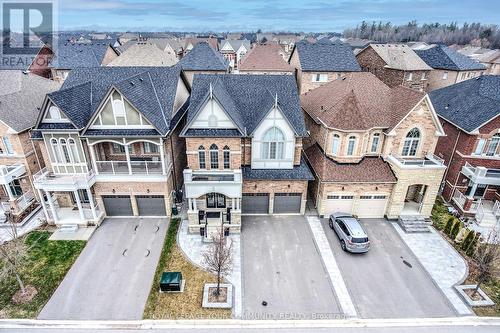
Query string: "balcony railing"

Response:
xmin=462 ymin=162 xmax=500 ymax=185
xmin=452 ymin=188 xmax=467 ymax=208
xmin=33 ymin=167 xmax=96 ymax=189
xmin=0 ymin=190 xmax=35 ymax=215
xmin=0 ymin=163 xmax=26 ymax=185
xmin=95 ymin=161 xmax=163 ymax=175
xmin=184 ymin=169 xmax=243 ymax=183
xmin=389 ymin=153 xmax=445 ymax=167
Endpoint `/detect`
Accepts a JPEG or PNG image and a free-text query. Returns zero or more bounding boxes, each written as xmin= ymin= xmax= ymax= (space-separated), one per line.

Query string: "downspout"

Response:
xmin=447 ymin=131 xmax=462 ymax=201
xmin=169 ymin=135 xmax=178 ymax=192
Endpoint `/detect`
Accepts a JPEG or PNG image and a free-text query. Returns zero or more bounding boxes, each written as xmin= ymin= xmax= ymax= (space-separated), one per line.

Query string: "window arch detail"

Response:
xmin=402 ymin=128 xmax=420 ymax=156
xmin=261 ymin=127 xmax=285 ymax=160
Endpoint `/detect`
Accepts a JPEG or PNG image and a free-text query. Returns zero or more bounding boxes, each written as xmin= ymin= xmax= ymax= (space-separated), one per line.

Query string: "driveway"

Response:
xmin=242 ymin=216 xmax=340 ymax=319
xmin=38 ymin=218 xmax=168 ymax=320
xmin=322 ymin=218 xmax=456 ymax=318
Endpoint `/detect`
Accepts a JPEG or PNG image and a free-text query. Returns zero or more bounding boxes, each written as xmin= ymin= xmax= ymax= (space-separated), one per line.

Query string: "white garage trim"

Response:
xmin=355 ymin=194 xmax=389 ymax=218
xmin=324 ymin=193 xmax=355 ymax=216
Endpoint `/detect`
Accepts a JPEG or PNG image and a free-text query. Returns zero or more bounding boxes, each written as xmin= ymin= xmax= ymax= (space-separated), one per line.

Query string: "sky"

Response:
xmin=52 ymin=0 xmax=500 ymax=32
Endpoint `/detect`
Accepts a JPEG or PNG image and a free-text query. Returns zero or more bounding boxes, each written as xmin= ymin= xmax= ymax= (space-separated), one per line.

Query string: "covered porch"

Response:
xmin=401 ymin=184 xmax=428 ymax=216
xmin=0 ymin=164 xmax=37 ymax=222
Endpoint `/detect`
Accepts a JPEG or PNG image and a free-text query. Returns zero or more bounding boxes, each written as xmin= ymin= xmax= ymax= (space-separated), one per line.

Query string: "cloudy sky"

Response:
xmin=57 ymin=0 xmax=499 ymax=32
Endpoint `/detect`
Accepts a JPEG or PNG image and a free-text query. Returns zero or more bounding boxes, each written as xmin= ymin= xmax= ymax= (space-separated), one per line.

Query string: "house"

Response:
xmin=50 ymin=41 xmax=119 ymax=82
xmin=30 ymin=66 xmax=190 ymax=228
xmin=28 ymin=43 xmax=54 ymax=78
xmin=472 ymin=50 xmax=500 ymax=75
xmin=180 ymin=74 xmax=313 ymax=237
xmin=178 ymin=42 xmax=230 ymax=85
xmin=0 ymin=71 xmax=61 ymax=223
xmin=301 ymin=72 xmax=446 ymax=219
xmin=289 ymin=40 xmax=361 ymax=94
xmin=415 ymin=44 xmax=486 ymax=91
xmin=107 ymin=41 xmax=178 ymax=67
xmin=218 ymin=39 xmax=251 ymax=70
xmin=183 ymin=37 xmax=218 ymax=55
xmin=148 ymin=38 xmax=184 ymax=59
xmin=431 ymin=76 xmax=500 ymax=227
xmin=238 ymin=43 xmax=294 ymax=75
xmin=356 ymin=44 xmax=433 ymax=91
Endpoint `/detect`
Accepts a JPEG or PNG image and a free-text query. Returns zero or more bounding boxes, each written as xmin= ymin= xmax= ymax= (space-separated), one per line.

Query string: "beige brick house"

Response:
xmin=178 ymin=42 xmax=229 ymax=85
xmin=31 ymin=67 xmax=189 ymax=229
xmin=0 ymin=71 xmax=61 ymax=223
xmin=181 ymin=74 xmax=313 ymax=237
xmin=302 ymin=72 xmax=446 ymax=219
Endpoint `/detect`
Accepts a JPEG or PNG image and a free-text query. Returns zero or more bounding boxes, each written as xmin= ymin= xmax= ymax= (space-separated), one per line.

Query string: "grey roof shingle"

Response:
xmin=183 ymin=129 xmax=243 ymax=137
xmin=50 ymin=40 xmax=116 ymax=69
xmin=179 ymin=42 xmax=229 ymax=71
xmin=429 ymin=75 xmax=500 ymax=133
xmin=184 ymin=74 xmax=307 ymax=137
xmin=415 ymin=45 xmax=486 ymax=71
xmin=293 ymin=41 xmax=361 ymax=72
xmin=242 ymin=157 xmax=314 ymax=180
xmin=82 ymin=129 xmax=160 ymax=137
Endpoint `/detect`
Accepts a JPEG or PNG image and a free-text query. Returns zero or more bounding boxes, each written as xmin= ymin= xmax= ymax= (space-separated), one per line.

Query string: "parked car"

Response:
xmin=329 ymin=213 xmax=370 ymax=253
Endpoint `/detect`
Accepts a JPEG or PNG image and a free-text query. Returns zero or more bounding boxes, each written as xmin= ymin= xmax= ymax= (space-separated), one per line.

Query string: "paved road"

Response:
xmin=322 ymin=218 xmax=455 ymax=318
xmin=38 ymin=218 xmax=168 ymax=320
xmin=241 ymin=216 xmax=340 ymax=319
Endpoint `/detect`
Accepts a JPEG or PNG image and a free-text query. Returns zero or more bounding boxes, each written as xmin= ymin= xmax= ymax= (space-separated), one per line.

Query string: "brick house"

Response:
xmin=431 ymin=76 xmax=500 ymax=227
xmin=178 ymin=42 xmax=230 ymax=86
xmin=239 ymin=43 xmax=294 ymax=75
xmin=356 ymin=44 xmax=432 ymax=91
xmin=31 ymin=67 xmax=190 ymax=229
xmin=181 ymin=74 xmax=313 ymax=237
xmin=289 ymin=40 xmax=361 ymax=94
xmin=0 ymin=71 xmax=61 ymax=222
xmin=218 ymin=39 xmax=251 ymax=70
xmin=302 ymin=72 xmax=446 ymax=219
xmin=415 ymin=44 xmax=487 ymax=91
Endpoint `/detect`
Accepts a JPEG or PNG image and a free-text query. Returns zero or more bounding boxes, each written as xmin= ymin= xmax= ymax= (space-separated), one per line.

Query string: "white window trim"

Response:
xmin=346 ymin=136 xmax=356 ymax=156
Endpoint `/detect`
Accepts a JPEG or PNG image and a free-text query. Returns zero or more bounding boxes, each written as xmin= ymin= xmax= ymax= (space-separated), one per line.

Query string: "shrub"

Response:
xmin=461 ymin=230 xmax=475 ymax=251
xmin=444 ymin=217 xmax=454 ymax=235
xmin=466 ymin=233 xmax=479 ymax=257
xmin=450 ymin=220 xmax=462 ymax=240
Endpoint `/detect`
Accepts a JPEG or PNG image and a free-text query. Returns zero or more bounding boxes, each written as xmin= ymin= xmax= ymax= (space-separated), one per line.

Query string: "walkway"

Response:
xmin=393 ymin=223 xmax=473 ymax=316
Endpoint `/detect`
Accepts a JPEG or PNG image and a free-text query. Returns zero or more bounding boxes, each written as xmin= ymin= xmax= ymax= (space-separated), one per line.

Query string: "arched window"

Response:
xmin=331 ymin=134 xmax=340 ymax=156
xmin=486 ymin=134 xmax=500 ymax=156
xmin=371 ymin=133 xmax=380 ymax=153
xmin=402 ymin=128 xmax=420 ymax=156
xmin=50 ymin=138 xmax=61 ymax=163
xmin=59 ymin=138 xmax=71 ymax=163
xmin=208 ymin=114 xmax=218 ymax=127
xmin=198 ymin=145 xmax=206 ymax=169
xmin=68 ymin=138 xmax=80 ymax=163
xmin=210 ymin=144 xmax=219 ymax=169
xmin=347 ymin=136 xmax=356 ymax=156
xmin=261 ymin=127 xmax=285 ymax=160
xmin=223 ymin=145 xmax=230 ymax=169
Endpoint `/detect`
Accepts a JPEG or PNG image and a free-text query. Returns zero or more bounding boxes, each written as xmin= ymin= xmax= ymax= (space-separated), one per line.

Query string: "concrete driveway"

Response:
xmin=322 ymin=218 xmax=456 ymax=318
xmin=242 ymin=216 xmax=340 ymax=319
xmin=38 ymin=218 xmax=168 ymax=320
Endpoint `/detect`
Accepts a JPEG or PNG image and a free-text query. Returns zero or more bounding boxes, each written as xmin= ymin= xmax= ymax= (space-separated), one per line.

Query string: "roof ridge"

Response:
xmin=147 ymin=71 xmax=169 ymax=131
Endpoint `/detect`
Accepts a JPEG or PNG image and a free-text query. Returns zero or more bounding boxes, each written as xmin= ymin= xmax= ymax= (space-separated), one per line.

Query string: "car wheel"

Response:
xmin=329 ymin=220 xmax=334 ymax=229
xmin=340 ymin=240 xmax=347 ymax=251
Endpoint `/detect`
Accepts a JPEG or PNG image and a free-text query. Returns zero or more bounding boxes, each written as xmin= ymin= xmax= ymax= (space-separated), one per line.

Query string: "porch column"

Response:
xmin=124 ymin=140 xmax=132 ymax=175
xmin=86 ymin=188 xmax=98 ymax=220
xmin=468 ymin=182 xmax=478 ymax=199
xmin=4 ymin=184 xmax=14 ymax=201
xmin=37 ymin=189 xmax=49 ymax=220
xmin=193 ymin=198 xmax=197 ymax=210
xmin=231 ymin=198 xmax=235 ymax=210
xmin=88 ymin=141 xmax=99 ymax=175
xmin=73 ymin=190 xmax=85 ymax=221
xmin=159 ymin=138 xmax=166 ymax=175
xmin=46 ymin=190 xmax=59 ymax=222
xmin=188 ymin=198 xmax=193 ymax=211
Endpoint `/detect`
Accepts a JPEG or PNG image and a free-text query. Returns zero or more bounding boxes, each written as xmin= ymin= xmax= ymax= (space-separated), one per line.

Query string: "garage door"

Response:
xmin=273 ymin=193 xmax=302 ymax=214
xmin=102 ymin=195 xmax=133 ymax=216
xmin=242 ymin=193 xmax=269 ymax=214
xmin=136 ymin=195 xmax=167 ymax=216
xmin=356 ymin=195 xmax=388 ymax=218
xmin=324 ymin=194 xmax=354 ymax=216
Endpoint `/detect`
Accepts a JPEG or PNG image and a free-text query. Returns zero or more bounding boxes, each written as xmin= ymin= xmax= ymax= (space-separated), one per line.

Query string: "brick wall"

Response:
xmin=186 ymin=137 xmax=242 ymax=170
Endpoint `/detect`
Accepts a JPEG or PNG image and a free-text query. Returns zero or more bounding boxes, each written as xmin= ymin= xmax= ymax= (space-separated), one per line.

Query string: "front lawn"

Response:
xmin=144 ymin=218 xmax=231 ymax=319
xmin=0 ymin=231 xmax=86 ymax=318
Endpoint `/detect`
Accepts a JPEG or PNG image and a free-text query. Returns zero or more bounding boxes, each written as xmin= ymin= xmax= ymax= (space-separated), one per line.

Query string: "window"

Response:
xmin=460 ymin=72 xmax=466 ymax=80
xmin=208 ymin=114 xmax=218 ymax=127
xmin=9 ymin=179 xmax=23 ymax=197
xmin=198 ymin=146 xmax=206 ymax=169
xmin=486 ymin=134 xmax=500 ymax=156
xmin=68 ymin=138 xmax=80 ymax=163
xmin=474 ymin=138 xmax=486 ymax=155
xmin=59 ymin=138 xmax=72 ymax=163
xmin=405 ymin=72 xmax=413 ymax=81
xmin=312 ymin=74 xmax=328 ymax=82
xmin=223 ymin=146 xmax=230 ymax=169
xmin=346 ymin=136 xmax=356 ymax=156
xmin=112 ymin=143 xmax=125 ymax=154
xmin=143 ymin=142 xmax=158 ymax=154
xmin=2 ymin=137 xmax=13 ymax=154
xmin=442 ymin=71 xmax=448 ymax=80
xmin=48 ymin=106 xmax=62 ymax=119
xmin=50 ymin=138 xmax=61 ymax=162
xmin=402 ymin=128 xmax=420 ymax=156
xmin=371 ymin=133 xmax=380 ymax=153
xmin=421 ymin=72 xmax=428 ymax=80
xmin=261 ymin=127 xmax=285 ymax=160
xmin=210 ymin=144 xmax=219 ymax=169
xmin=331 ymin=134 xmax=340 ymax=156
xmin=112 ymin=97 xmax=126 ymax=125
xmin=206 ymin=193 xmax=225 ymax=208
xmin=336 ymin=73 xmax=342 ymax=79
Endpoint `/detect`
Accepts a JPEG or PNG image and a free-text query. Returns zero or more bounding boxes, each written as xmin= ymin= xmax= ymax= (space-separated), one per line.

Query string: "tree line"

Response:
xmin=343 ymin=21 xmax=500 ymax=48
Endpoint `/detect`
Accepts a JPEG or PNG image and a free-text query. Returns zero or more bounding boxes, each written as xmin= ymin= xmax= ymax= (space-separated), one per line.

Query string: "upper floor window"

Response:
xmin=371 ymin=133 xmax=380 ymax=153
xmin=405 ymin=72 xmax=413 ymax=81
xmin=223 ymin=146 xmax=230 ymax=169
xmin=312 ymin=74 xmax=328 ymax=82
xmin=1 ymin=137 xmax=13 ymax=155
xmin=93 ymin=91 xmax=149 ymax=127
xmin=48 ymin=106 xmax=64 ymax=120
xmin=261 ymin=127 xmax=285 ymax=160
xmin=198 ymin=146 xmax=206 ymax=169
xmin=474 ymin=138 xmax=486 ymax=155
xmin=143 ymin=142 xmax=158 ymax=154
xmin=59 ymin=139 xmax=72 ymax=163
xmin=402 ymin=128 xmax=420 ymax=157
xmin=210 ymin=144 xmax=219 ymax=169
xmin=486 ymin=134 xmax=500 ymax=156
xmin=112 ymin=143 xmax=125 ymax=154
xmin=442 ymin=71 xmax=448 ymax=80
xmin=421 ymin=72 xmax=428 ymax=80
xmin=332 ymin=134 xmax=340 ymax=156
xmin=67 ymin=138 xmax=80 ymax=163
xmin=50 ymin=138 xmax=61 ymax=162
xmin=346 ymin=136 xmax=356 ymax=156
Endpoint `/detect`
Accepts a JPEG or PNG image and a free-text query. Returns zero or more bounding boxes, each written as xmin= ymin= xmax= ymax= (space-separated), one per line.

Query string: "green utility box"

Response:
xmin=160 ymin=272 xmax=183 ymax=292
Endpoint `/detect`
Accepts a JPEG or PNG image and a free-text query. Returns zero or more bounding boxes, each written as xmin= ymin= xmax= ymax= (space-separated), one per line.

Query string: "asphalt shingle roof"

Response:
xmin=293 ymin=40 xmax=361 ymax=72
xmin=242 ymin=157 xmax=314 ymax=180
xmin=368 ymin=44 xmax=432 ymax=71
xmin=185 ymin=74 xmax=307 ymax=137
xmin=50 ymin=40 xmax=115 ymax=69
xmin=179 ymin=42 xmax=229 ymax=71
xmin=415 ymin=44 xmax=486 ymax=71
xmin=429 ymin=75 xmax=500 ymax=133
xmin=107 ymin=42 xmax=178 ymax=67
xmin=239 ymin=43 xmax=293 ymax=72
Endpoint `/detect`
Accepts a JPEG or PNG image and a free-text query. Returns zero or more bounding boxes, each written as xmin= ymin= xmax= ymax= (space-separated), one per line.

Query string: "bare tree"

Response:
xmin=202 ymin=227 xmax=233 ymax=296
xmin=472 ymin=229 xmax=500 ymax=296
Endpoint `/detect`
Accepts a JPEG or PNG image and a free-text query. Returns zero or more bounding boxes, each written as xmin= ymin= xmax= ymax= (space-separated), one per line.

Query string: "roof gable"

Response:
xmin=415 ymin=45 xmax=486 ymax=71
xmin=179 ymin=42 xmax=229 ymax=71
xmin=294 ymin=40 xmax=361 ymax=72
xmin=366 ymin=44 xmax=432 ymax=71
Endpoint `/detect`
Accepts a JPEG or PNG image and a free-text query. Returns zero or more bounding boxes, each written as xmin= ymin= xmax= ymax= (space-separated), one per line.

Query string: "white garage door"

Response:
xmin=356 ymin=195 xmax=388 ymax=218
xmin=324 ymin=194 xmax=354 ymax=216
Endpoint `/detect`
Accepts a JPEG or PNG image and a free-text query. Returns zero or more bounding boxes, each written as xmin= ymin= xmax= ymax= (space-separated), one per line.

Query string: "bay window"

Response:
xmin=261 ymin=127 xmax=285 ymax=160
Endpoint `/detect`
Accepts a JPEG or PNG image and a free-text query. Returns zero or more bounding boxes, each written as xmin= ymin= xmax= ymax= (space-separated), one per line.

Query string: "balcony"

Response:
xmin=95 ymin=160 xmax=163 ymax=175
xmin=461 ymin=162 xmax=500 ymax=186
xmin=0 ymin=190 xmax=36 ymax=220
xmin=0 ymin=164 xmax=26 ymax=185
xmin=184 ymin=169 xmax=243 ymax=199
xmin=387 ymin=153 xmax=446 ymax=169
xmin=33 ymin=167 xmax=96 ymax=191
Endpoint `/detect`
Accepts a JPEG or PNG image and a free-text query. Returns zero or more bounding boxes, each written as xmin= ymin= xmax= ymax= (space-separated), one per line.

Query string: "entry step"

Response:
xmin=397 ymin=216 xmax=431 ymax=233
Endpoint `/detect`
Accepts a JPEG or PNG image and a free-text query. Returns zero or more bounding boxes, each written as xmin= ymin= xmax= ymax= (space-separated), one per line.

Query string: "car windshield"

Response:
xmin=351 ymin=237 xmax=369 ymax=243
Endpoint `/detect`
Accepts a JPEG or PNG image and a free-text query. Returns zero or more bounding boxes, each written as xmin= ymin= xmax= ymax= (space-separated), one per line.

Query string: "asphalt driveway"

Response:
xmin=322 ymin=218 xmax=456 ymax=318
xmin=38 ymin=218 xmax=168 ymax=320
xmin=242 ymin=216 xmax=340 ymax=319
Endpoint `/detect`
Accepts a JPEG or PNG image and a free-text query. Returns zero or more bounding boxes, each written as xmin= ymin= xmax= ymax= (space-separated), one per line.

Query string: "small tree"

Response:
xmin=444 ymin=217 xmax=454 ymax=235
xmin=461 ymin=230 xmax=475 ymax=251
xmin=450 ymin=220 xmax=461 ymax=240
xmin=472 ymin=230 xmax=500 ymax=296
xmin=202 ymin=227 xmax=233 ymax=296
xmin=467 ymin=232 xmax=480 ymax=257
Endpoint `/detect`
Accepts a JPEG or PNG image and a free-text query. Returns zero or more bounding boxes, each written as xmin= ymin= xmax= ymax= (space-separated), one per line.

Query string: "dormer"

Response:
xmin=41 ymin=101 xmax=70 ymax=123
